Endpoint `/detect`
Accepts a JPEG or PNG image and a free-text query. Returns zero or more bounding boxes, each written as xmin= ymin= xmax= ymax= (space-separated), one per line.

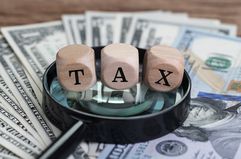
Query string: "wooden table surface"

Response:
xmin=1 ymin=0 xmax=241 ymax=35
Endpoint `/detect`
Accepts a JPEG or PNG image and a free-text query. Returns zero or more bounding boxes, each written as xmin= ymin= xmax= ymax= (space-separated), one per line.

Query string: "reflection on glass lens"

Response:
xmin=50 ymin=77 xmax=184 ymax=117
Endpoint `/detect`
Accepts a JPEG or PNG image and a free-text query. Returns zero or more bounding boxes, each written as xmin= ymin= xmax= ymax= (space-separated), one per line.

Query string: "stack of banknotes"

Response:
xmin=1 ymin=10 xmax=241 ymax=159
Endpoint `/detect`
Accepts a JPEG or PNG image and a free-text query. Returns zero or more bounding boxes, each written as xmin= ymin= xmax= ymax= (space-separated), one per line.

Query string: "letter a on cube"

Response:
xmin=101 ymin=43 xmax=139 ymax=90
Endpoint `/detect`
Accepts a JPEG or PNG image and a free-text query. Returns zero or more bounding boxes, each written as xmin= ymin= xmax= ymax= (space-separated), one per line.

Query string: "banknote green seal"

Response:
xmin=205 ymin=54 xmax=232 ymax=70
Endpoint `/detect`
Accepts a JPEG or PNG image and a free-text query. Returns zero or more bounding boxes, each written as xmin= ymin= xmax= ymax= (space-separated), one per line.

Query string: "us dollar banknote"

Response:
xmin=72 ymin=15 xmax=86 ymax=44
xmin=99 ymin=94 xmax=241 ymax=159
xmin=63 ymin=11 xmax=188 ymax=45
xmin=126 ymin=16 xmax=237 ymax=49
xmin=0 ymin=104 xmax=45 ymax=149
xmin=0 ymin=10 xmax=238 ymax=159
xmin=62 ymin=15 xmax=78 ymax=44
xmin=86 ymin=10 xmax=188 ymax=45
xmin=86 ymin=11 xmax=119 ymax=46
xmin=0 ymin=83 xmax=44 ymax=146
xmin=0 ymin=39 xmax=41 ymax=102
xmin=114 ymin=11 xmax=190 ymax=43
xmin=0 ymin=37 xmax=61 ymax=146
xmin=0 ymin=117 xmax=42 ymax=154
xmin=174 ymin=28 xmax=241 ymax=97
xmin=67 ymin=143 xmax=90 ymax=159
xmin=0 ymin=74 xmax=17 ymax=103
xmin=0 ymin=128 xmax=38 ymax=159
xmin=66 ymin=142 xmax=106 ymax=159
xmin=1 ymin=21 xmax=68 ymax=90
xmin=0 ymin=145 xmax=19 ymax=159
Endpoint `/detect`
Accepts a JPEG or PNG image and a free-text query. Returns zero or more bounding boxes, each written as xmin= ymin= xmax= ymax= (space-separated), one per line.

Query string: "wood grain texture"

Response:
xmin=144 ymin=45 xmax=184 ymax=92
xmin=101 ymin=44 xmax=139 ymax=90
xmin=0 ymin=0 xmax=241 ymax=35
xmin=56 ymin=44 xmax=96 ymax=92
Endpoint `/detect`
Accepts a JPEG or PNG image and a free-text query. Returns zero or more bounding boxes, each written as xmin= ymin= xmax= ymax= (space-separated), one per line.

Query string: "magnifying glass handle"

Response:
xmin=38 ymin=121 xmax=86 ymax=159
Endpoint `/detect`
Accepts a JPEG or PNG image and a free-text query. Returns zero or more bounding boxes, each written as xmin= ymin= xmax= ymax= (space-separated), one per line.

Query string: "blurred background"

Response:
xmin=1 ymin=0 xmax=240 ymax=34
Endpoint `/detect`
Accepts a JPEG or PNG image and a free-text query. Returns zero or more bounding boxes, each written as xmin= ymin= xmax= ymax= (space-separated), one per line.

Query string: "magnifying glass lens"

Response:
xmin=50 ymin=77 xmax=184 ymax=117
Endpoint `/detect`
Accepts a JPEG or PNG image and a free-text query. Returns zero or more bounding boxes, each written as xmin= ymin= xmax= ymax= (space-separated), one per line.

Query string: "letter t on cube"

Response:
xmin=56 ymin=44 xmax=96 ymax=92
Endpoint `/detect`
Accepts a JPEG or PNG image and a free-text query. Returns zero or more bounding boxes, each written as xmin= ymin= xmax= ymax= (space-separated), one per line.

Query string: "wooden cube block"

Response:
xmin=101 ymin=43 xmax=139 ymax=90
xmin=144 ymin=45 xmax=184 ymax=92
xmin=56 ymin=44 xmax=96 ymax=92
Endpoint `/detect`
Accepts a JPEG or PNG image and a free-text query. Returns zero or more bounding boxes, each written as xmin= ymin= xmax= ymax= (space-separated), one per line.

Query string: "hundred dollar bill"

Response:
xmin=1 ymin=21 xmax=68 ymax=90
xmin=67 ymin=143 xmax=90 ymax=159
xmin=85 ymin=11 xmax=119 ymax=46
xmin=72 ymin=15 xmax=86 ymax=44
xmin=174 ymin=28 xmax=241 ymax=97
xmin=62 ymin=14 xmax=79 ymax=44
xmin=99 ymin=134 xmax=222 ymax=159
xmin=0 ymin=37 xmax=61 ymax=145
xmin=197 ymin=91 xmax=241 ymax=110
xmin=66 ymin=142 xmax=105 ymax=159
xmin=126 ymin=16 xmax=237 ymax=49
xmin=99 ymin=95 xmax=241 ymax=159
xmin=87 ymin=143 xmax=105 ymax=159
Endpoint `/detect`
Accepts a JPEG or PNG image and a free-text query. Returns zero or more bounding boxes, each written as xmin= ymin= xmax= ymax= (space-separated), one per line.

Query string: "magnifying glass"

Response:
xmin=39 ymin=47 xmax=191 ymax=159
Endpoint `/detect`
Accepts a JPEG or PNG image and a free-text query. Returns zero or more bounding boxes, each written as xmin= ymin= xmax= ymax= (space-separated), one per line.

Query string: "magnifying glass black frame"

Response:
xmin=39 ymin=47 xmax=191 ymax=159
